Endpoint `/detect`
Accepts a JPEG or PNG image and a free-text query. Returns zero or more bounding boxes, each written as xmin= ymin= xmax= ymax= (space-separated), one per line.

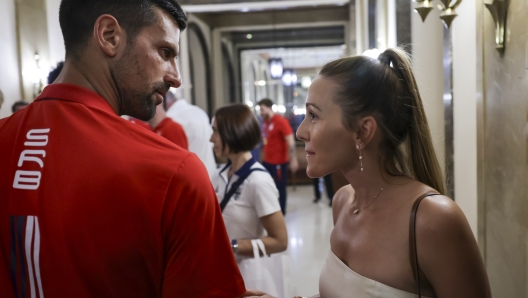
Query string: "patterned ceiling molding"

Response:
xmin=181 ymin=0 xmax=349 ymax=13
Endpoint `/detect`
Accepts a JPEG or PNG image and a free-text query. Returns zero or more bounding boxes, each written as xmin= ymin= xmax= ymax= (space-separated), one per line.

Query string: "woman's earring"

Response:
xmin=356 ymin=144 xmax=364 ymax=172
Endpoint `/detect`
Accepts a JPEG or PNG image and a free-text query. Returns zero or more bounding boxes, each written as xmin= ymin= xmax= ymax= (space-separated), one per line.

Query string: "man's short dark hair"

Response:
xmin=48 ymin=62 xmax=64 ymax=85
xmin=214 ymin=104 xmax=261 ymax=154
xmin=257 ymin=98 xmax=274 ymax=108
xmin=12 ymin=101 xmax=29 ymax=113
xmin=59 ymin=0 xmax=187 ymax=59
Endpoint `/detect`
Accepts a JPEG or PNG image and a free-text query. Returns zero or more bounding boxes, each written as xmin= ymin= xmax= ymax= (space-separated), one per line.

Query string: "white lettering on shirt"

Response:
xmin=18 ymin=150 xmax=46 ymax=168
xmin=13 ymin=129 xmax=50 ymax=190
xmin=24 ymin=129 xmax=50 ymax=146
xmin=13 ymin=171 xmax=42 ymax=190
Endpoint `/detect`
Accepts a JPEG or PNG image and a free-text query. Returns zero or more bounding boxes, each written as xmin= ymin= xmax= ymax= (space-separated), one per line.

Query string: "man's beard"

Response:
xmin=111 ymin=54 xmax=168 ymax=121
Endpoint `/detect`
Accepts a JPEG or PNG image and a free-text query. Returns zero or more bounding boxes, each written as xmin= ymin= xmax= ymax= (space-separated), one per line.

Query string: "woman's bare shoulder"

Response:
xmin=414 ymin=195 xmax=491 ymax=297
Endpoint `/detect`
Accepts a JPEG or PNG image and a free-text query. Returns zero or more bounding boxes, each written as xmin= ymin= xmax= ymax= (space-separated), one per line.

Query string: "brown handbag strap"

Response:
xmin=409 ymin=192 xmax=438 ymax=298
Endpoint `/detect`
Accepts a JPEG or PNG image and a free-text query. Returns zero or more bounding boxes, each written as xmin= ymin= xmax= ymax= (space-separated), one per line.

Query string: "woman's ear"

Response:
xmin=356 ymin=116 xmax=377 ymax=147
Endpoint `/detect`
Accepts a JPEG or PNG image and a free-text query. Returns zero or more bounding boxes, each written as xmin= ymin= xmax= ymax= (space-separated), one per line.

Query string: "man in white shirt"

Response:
xmin=166 ymin=91 xmax=216 ymax=177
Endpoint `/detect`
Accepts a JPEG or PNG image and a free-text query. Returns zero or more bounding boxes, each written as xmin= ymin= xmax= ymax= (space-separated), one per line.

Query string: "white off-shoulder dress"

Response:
xmin=319 ymin=251 xmax=431 ymax=298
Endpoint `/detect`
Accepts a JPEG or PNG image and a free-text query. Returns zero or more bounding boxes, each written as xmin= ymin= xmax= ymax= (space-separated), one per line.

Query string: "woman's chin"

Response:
xmin=306 ymin=167 xmax=325 ymax=179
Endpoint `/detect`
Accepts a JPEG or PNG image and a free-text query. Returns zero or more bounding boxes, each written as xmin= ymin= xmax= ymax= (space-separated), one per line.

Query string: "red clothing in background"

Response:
xmin=129 ymin=117 xmax=152 ymax=131
xmin=262 ymin=114 xmax=293 ymax=164
xmin=153 ymin=118 xmax=188 ymax=150
xmin=0 ymin=84 xmax=245 ymax=298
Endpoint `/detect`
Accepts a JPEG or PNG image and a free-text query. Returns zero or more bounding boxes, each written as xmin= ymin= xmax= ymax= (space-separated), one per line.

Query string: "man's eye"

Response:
xmin=161 ymin=49 xmax=170 ymax=59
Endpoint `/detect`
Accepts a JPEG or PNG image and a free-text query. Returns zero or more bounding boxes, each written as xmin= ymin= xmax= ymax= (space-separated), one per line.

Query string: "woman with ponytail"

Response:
xmin=294 ymin=48 xmax=491 ymax=298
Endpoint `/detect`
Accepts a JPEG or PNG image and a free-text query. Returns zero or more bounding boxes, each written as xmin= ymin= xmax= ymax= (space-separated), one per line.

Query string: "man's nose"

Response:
xmin=165 ymin=67 xmax=182 ymax=88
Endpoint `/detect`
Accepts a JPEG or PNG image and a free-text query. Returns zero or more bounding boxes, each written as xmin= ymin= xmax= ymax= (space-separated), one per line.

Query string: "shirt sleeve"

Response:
xmin=250 ymin=172 xmax=281 ymax=218
xmin=160 ymin=154 xmax=246 ymax=297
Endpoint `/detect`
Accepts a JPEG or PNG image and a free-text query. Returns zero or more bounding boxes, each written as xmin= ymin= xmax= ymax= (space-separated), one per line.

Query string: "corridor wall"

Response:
xmin=480 ymin=1 xmax=528 ymax=296
xmin=411 ymin=6 xmax=446 ymax=177
xmin=0 ymin=0 xmax=22 ymax=119
xmin=452 ymin=0 xmax=528 ymax=295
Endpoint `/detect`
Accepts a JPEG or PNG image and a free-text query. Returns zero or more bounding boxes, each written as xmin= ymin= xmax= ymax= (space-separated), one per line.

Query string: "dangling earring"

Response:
xmin=356 ymin=143 xmax=364 ymax=172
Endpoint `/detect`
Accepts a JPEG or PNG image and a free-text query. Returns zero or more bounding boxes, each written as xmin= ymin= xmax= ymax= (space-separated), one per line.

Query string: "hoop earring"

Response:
xmin=356 ymin=143 xmax=364 ymax=172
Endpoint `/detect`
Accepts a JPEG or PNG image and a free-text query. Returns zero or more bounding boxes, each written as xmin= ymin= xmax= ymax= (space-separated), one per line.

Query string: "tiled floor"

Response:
xmin=284 ymin=185 xmax=334 ymax=297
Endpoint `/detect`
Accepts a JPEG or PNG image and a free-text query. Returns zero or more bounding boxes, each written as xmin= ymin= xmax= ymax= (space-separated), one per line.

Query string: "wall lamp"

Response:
xmin=484 ymin=0 xmax=510 ymax=57
xmin=413 ymin=0 xmax=463 ymax=28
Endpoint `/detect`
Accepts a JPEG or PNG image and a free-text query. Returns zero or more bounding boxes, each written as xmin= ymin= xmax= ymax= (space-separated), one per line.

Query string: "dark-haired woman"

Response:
xmin=210 ymin=104 xmax=288 ymax=264
xmin=294 ymin=48 xmax=491 ymax=298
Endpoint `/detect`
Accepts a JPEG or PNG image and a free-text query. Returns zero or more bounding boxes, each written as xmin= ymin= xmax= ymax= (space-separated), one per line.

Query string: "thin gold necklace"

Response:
xmin=353 ymin=187 xmax=384 ymax=214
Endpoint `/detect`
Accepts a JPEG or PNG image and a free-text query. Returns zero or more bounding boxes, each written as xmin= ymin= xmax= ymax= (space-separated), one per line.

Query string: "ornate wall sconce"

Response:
xmin=484 ymin=0 xmax=510 ymax=56
xmin=413 ymin=0 xmax=463 ymax=28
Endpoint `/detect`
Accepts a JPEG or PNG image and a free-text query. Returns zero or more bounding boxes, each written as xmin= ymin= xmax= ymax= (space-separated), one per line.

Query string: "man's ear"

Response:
xmin=93 ymin=14 xmax=124 ymax=58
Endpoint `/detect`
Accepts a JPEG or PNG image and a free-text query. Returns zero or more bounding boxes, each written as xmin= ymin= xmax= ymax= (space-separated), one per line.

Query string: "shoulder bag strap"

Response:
xmin=220 ymin=168 xmax=267 ymax=212
xmin=409 ymin=192 xmax=438 ymax=297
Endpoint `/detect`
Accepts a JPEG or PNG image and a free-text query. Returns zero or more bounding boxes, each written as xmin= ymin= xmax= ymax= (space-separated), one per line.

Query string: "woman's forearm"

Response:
xmin=235 ymin=236 xmax=288 ymax=257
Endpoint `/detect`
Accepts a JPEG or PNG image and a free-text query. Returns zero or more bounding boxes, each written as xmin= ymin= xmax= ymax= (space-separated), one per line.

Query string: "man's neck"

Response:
xmin=54 ymin=58 xmax=121 ymax=115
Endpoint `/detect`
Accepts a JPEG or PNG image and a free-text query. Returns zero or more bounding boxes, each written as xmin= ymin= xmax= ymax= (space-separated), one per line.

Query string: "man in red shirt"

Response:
xmin=0 ymin=0 xmax=248 ymax=297
xmin=148 ymin=100 xmax=188 ymax=149
xmin=258 ymin=98 xmax=299 ymax=215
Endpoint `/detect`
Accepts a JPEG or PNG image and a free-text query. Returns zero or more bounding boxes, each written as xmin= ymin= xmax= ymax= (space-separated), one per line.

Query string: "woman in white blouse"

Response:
xmin=210 ymin=104 xmax=288 ymax=261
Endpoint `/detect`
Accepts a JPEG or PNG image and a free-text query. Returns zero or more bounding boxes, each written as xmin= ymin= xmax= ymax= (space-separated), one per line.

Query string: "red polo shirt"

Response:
xmin=153 ymin=118 xmax=188 ymax=150
xmin=0 ymin=84 xmax=245 ymax=298
xmin=262 ymin=114 xmax=293 ymax=164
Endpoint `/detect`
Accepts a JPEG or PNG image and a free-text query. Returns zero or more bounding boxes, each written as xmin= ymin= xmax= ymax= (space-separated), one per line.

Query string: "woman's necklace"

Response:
xmin=353 ymin=187 xmax=385 ymax=214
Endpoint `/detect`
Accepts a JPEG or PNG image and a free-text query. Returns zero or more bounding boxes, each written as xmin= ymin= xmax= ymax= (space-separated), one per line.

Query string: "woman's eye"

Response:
xmin=309 ymin=112 xmax=316 ymax=120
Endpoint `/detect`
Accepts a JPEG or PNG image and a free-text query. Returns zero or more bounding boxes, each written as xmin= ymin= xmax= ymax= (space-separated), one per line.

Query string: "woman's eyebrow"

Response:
xmin=306 ymin=103 xmax=322 ymax=111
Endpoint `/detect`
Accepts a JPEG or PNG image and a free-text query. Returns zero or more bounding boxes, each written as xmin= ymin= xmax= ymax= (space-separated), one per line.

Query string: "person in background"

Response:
xmin=11 ymin=101 xmax=28 ymax=113
xmin=148 ymin=99 xmax=188 ymax=149
xmin=48 ymin=61 xmax=65 ymax=85
xmin=0 ymin=90 xmax=3 ymax=111
xmin=0 ymin=0 xmax=249 ymax=296
xmin=312 ymin=174 xmax=334 ymax=206
xmin=166 ymin=91 xmax=216 ymax=177
xmin=295 ymin=48 xmax=490 ymax=297
xmin=258 ymin=98 xmax=299 ymax=215
xmin=210 ymin=104 xmax=288 ymax=264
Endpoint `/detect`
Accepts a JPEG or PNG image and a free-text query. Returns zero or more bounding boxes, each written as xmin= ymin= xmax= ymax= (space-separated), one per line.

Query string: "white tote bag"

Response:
xmin=238 ymin=239 xmax=294 ymax=298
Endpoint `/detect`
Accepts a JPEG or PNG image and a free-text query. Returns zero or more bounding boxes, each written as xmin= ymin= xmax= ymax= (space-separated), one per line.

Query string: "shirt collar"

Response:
xmin=218 ymin=156 xmax=257 ymax=179
xmin=234 ymin=157 xmax=257 ymax=177
xmin=35 ymin=84 xmax=116 ymax=115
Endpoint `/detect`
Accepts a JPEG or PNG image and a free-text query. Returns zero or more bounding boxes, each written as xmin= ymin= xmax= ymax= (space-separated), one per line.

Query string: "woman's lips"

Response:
xmin=306 ymin=150 xmax=315 ymax=156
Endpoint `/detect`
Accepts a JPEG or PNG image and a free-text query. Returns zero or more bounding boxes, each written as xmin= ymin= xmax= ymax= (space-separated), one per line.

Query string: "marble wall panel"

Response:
xmin=482 ymin=0 xmax=528 ymax=296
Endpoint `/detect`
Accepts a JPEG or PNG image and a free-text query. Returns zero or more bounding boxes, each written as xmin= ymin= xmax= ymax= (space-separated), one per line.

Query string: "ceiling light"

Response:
xmin=269 ymin=58 xmax=283 ymax=79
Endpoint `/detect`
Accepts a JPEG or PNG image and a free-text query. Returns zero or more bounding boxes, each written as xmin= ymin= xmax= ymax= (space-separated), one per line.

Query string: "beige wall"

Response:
xmin=45 ymin=0 xmax=65 ymax=67
xmin=0 ymin=0 xmax=21 ymax=119
xmin=481 ymin=0 xmax=528 ymax=296
xmin=411 ymin=7 xmax=446 ymax=177
xmin=453 ymin=0 xmax=479 ymax=239
xmin=18 ymin=0 xmax=50 ymax=101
